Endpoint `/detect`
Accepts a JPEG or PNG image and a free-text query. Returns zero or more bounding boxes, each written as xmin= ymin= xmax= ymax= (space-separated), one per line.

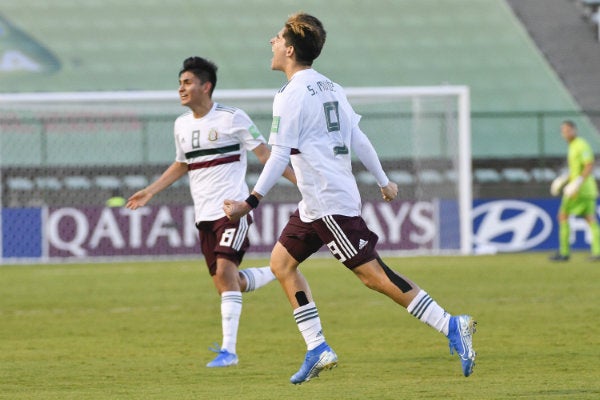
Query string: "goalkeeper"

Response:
xmin=549 ymin=120 xmax=600 ymax=261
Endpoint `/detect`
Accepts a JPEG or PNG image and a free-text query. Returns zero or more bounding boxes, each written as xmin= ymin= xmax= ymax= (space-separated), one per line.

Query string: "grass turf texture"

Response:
xmin=1 ymin=253 xmax=599 ymax=399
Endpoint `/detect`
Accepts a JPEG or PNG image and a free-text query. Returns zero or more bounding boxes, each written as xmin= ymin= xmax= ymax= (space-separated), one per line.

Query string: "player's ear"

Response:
xmin=286 ymin=44 xmax=295 ymax=58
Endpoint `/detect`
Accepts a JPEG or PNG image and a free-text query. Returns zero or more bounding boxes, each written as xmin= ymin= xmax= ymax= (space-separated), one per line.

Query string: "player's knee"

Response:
xmin=270 ymin=244 xmax=299 ymax=278
xmin=269 ymin=261 xmax=288 ymax=279
xmin=355 ymin=272 xmax=377 ymax=290
xmin=353 ymin=264 xmax=386 ymax=292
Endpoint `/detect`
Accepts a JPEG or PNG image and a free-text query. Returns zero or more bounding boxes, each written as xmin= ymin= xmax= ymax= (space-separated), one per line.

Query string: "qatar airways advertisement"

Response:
xmin=2 ymin=200 xmax=445 ymax=260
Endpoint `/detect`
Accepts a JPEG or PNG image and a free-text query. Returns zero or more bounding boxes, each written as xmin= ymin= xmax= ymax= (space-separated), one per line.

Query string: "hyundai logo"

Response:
xmin=472 ymin=200 xmax=553 ymax=252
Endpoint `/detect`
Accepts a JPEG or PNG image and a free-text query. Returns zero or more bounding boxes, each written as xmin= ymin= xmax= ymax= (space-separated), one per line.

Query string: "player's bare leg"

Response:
xmin=270 ymin=242 xmax=312 ymax=307
xmin=353 ymin=257 xmax=476 ymax=377
xmin=351 ymin=258 xmax=420 ymax=307
xmin=270 ymin=242 xmax=338 ymax=384
xmin=212 ymin=258 xmax=242 ymax=294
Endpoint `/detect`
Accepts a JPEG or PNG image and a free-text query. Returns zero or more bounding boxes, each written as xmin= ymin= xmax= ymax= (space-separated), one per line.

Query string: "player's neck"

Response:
xmin=190 ymin=100 xmax=214 ymax=119
xmin=284 ymin=64 xmax=311 ymax=81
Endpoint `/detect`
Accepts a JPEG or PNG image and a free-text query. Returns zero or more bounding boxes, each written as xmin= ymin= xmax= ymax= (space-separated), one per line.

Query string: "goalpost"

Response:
xmin=340 ymin=86 xmax=472 ymax=255
xmin=0 ymin=86 xmax=471 ymax=261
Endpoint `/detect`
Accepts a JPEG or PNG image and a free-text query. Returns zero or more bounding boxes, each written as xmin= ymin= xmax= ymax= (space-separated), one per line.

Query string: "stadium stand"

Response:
xmin=0 ymin=0 xmax=585 ymax=114
xmin=2 ymin=0 xmax=600 ymax=205
xmin=506 ymin=0 xmax=600 ymax=125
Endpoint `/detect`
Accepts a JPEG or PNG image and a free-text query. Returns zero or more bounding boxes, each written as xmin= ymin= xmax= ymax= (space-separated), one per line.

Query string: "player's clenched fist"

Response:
xmin=380 ymin=181 xmax=398 ymax=202
xmin=223 ymin=199 xmax=251 ymax=221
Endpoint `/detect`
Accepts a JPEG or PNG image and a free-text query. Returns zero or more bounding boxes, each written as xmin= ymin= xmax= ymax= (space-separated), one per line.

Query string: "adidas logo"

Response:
xmin=359 ymin=239 xmax=368 ymax=250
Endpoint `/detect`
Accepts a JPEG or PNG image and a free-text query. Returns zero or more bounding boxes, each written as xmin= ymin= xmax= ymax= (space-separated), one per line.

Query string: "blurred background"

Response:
xmin=1 ymin=0 xmax=600 ymax=258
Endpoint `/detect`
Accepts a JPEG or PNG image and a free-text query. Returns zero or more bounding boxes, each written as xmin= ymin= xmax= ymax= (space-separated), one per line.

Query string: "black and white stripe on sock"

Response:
xmin=294 ymin=304 xmax=319 ymax=324
xmin=240 ymin=269 xmax=255 ymax=292
xmin=409 ymin=292 xmax=434 ymax=319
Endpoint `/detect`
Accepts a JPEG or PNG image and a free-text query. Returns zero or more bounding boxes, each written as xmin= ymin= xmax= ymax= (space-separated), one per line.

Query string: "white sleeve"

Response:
xmin=174 ymin=120 xmax=186 ymax=163
xmin=269 ymin=89 xmax=301 ymax=148
xmin=351 ymin=126 xmax=389 ymax=187
xmin=253 ymin=145 xmax=291 ymax=197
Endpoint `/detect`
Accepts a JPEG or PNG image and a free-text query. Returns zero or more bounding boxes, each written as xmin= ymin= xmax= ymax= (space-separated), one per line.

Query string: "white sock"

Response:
xmin=240 ymin=266 xmax=276 ymax=292
xmin=293 ymin=301 xmax=325 ymax=350
xmin=406 ymin=290 xmax=451 ymax=335
xmin=220 ymin=291 xmax=242 ymax=354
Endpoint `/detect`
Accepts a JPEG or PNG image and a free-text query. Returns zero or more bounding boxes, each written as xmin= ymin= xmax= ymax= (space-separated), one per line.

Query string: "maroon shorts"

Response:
xmin=196 ymin=214 xmax=252 ymax=275
xmin=278 ymin=210 xmax=379 ymax=269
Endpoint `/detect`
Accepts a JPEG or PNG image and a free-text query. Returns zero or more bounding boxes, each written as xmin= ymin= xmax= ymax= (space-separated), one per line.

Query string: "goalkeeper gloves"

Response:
xmin=550 ymin=174 xmax=568 ymax=196
xmin=563 ymin=176 xmax=584 ymax=198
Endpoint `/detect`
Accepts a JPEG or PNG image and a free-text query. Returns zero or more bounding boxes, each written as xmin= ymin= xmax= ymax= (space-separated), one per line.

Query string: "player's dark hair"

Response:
xmin=179 ymin=56 xmax=218 ymax=96
xmin=562 ymin=120 xmax=577 ymax=129
xmin=283 ymin=13 xmax=327 ymax=66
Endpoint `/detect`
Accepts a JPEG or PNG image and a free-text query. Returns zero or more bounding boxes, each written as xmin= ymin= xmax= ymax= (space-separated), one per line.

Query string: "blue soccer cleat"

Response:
xmin=206 ymin=345 xmax=238 ymax=368
xmin=290 ymin=342 xmax=338 ymax=384
xmin=447 ymin=315 xmax=477 ymax=377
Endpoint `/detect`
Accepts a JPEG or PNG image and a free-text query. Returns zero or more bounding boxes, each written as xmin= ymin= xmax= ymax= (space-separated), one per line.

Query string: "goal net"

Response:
xmin=0 ymin=87 xmax=471 ymax=262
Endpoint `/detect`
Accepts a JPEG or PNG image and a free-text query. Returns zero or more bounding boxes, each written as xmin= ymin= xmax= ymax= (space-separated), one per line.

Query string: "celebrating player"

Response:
xmin=126 ymin=56 xmax=296 ymax=368
xmin=549 ymin=120 xmax=600 ymax=261
xmin=224 ymin=13 xmax=476 ymax=383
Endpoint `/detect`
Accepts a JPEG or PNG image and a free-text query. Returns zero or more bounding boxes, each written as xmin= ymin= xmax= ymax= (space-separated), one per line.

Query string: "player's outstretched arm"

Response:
xmin=126 ymin=189 xmax=153 ymax=210
xmin=126 ymin=162 xmax=187 ymax=210
xmin=351 ymin=126 xmax=392 ymax=191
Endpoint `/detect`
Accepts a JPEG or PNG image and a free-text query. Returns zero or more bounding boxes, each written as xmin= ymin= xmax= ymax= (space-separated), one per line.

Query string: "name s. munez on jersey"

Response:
xmin=307 ymin=80 xmax=336 ymax=96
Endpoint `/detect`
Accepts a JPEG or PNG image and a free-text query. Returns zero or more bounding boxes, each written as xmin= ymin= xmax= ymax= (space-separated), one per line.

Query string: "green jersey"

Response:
xmin=568 ymin=137 xmax=598 ymax=198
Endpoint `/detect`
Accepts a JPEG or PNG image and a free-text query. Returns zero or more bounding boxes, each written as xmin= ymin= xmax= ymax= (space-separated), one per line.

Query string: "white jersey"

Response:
xmin=174 ymin=102 xmax=266 ymax=222
xmin=269 ymin=69 xmax=363 ymax=221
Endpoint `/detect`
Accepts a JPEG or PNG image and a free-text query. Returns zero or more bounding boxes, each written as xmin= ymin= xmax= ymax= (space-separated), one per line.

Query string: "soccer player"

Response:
xmin=126 ymin=56 xmax=296 ymax=368
xmin=549 ymin=120 xmax=600 ymax=261
xmin=223 ymin=13 xmax=476 ymax=383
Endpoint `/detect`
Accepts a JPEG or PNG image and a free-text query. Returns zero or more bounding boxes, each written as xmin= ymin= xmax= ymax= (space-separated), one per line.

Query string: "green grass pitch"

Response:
xmin=1 ymin=253 xmax=599 ymax=399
